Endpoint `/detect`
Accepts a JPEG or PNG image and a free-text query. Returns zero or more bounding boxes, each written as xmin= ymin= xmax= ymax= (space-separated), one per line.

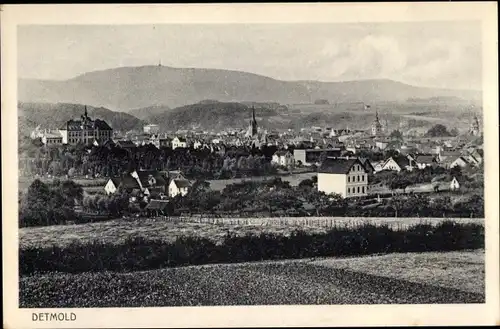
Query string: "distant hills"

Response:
xmin=18 ymin=102 xmax=145 ymax=136
xmin=18 ymin=65 xmax=482 ymax=111
xmin=127 ymin=105 xmax=171 ymax=121
xmin=147 ymin=101 xmax=279 ymax=131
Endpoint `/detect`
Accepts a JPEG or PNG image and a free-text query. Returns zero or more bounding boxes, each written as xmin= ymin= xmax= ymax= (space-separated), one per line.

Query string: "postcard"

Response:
xmin=2 ymin=3 xmax=499 ymax=328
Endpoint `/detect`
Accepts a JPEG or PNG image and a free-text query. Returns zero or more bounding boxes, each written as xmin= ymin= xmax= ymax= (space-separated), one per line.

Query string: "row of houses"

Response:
xmin=270 ymin=143 xmax=483 ymax=171
xmin=377 ymin=149 xmax=483 ymax=173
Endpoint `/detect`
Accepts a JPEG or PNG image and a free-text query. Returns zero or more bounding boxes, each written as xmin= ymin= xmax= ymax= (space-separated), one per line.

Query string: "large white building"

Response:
xmin=317 ymin=158 xmax=369 ymax=198
xmin=144 ymin=124 xmax=160 ymax=135
xmin=59 ymin=107 xmax=113 ymax=145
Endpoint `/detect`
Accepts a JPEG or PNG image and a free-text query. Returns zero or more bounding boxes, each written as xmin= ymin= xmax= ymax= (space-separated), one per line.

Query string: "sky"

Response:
xmin=17 ymin=22 xmax=482 ymax=90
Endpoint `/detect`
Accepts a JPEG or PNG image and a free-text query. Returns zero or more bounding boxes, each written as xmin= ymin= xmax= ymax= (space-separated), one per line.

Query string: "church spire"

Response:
xmin=84 ymin=105 xmax=88 ymax=118
xmin=246 ymin=106 xmax=258 ymax=138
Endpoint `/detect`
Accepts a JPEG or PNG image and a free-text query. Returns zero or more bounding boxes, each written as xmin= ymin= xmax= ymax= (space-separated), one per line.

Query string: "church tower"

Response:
xmin=371 ymin=110 xmax=383 ymax=136
xmin=469 ymin=114 xmax=481 ymax=136
xmin=246 ymin=106 xmax=258 ymax=137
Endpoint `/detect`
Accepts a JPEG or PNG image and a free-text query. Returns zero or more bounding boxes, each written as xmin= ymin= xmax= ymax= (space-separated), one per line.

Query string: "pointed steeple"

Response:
xmin=84 ymin=105 xmax=88 ymax=118
xmin=246 ymin=106 xmax=258 ymax=138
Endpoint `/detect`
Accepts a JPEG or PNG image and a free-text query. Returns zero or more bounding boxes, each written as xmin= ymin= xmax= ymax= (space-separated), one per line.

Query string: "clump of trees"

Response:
xmin=425 ymin=124 xmax=454 ymax=137
xmin=389 ymin=130 xmax=403 ymax=139
xmin=18 ymin=139 xmax=280 ymax=180
xmin=82 ymin=192 xmax=130 ymax=216
xmin=19 ymin=179 xmax=83 ymax=227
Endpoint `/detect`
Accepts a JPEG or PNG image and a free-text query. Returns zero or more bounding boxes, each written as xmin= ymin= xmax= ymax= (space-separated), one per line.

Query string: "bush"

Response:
xmin=19 ymin=221 xmax=484 ymax=276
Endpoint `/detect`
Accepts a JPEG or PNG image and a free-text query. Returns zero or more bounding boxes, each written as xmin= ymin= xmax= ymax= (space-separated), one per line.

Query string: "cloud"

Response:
xmin=17 ymin=23 xmax=482 ymax=90
xmin=304 ymin=33 xmax=480 ymax=90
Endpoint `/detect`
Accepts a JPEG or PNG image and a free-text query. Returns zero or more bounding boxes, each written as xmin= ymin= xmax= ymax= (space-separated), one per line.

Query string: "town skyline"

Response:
xmin=18 ymin=22 xmax=482 ymax=90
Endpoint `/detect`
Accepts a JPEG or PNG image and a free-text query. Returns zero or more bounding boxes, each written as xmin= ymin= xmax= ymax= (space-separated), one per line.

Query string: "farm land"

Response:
xmin=19 ymin=216 xmax=483 ymax=250
xmin=20 ymin=250 xmax=484 ymax=307
xmin=19 ymin=215 xmax=485 ymax=306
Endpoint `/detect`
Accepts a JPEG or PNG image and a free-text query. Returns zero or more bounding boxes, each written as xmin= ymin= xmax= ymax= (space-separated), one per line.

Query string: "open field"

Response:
xmin=20 ymin=250 xmax=484 ymax=307
xmin=19 ymin=176 xmax=108 ymax=191
xmin=19 ymin=217 xmax=483 ymax=250
xmin=312 ymin=249 xmax=484 ymax=294
xmin=207 ymin=172 xmax=316 ymax=191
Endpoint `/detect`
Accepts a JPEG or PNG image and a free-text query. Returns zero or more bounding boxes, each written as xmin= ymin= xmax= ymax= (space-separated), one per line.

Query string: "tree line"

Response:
xmin=18 ymin=137 xmax=282 ymax=180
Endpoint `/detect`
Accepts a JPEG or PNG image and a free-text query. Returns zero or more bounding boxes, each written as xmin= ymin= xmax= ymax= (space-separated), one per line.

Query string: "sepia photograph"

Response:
xmin=2 ymin=3 xmax=499 ymax=328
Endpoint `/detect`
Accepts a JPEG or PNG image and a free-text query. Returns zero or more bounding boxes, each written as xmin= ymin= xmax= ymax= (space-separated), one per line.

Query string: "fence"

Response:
xmin=153 ymin=214 xmax=483 ymax=230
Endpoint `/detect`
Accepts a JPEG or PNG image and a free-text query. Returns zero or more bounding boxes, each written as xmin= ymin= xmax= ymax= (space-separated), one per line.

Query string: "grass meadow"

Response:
xmin=19 ymin=216 xmax=483 ymax=250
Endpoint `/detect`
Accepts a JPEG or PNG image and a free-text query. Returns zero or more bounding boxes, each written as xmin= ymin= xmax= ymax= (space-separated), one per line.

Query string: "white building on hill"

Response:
xmin=317 ymin=158 xmax=369 ymax=198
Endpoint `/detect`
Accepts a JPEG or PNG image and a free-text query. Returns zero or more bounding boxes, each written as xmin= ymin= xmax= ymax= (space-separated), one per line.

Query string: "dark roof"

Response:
xmin=136 ymin=170 xmax=167 ymax=186
xmin=60 ymin=117 xmax=112 ymax=131
xmin=94 ymin=119 xmax=113 ymax=130
xmin=119 ymin=175 xmax=141 ymax=189
xmin=318 ymin=158 xmax=364 ymax=174
xmin=305 ymin=148 xmax=342 ymax=153
xmin=456 ymin=156 xmax=472 ymax=164
xmin=109 ymin=177 xmax=121 ymax=187
xmin=172 ymin=179 xmax=191 ymax=188
xmin=358 ymin=157 xmax=375 ymax=170
xmin=103 ymin=139 xmax=116 ymax=147
xmin=385 ymin=156 xmax=410 ymax=169
xmin=415 ymin=154 xmax=436 ymax=163
xmin=117 ymin=140 xmax=137 ymax=148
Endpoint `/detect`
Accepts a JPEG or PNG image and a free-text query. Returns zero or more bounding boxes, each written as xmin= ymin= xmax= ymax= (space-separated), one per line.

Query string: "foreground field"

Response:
xmin=20 ymin=250 xmax=484 ymax=307
xmin=312 ymin=249 xmax=484 ymax=294
xmin=19 ymin=217 xmax=483 ymax=249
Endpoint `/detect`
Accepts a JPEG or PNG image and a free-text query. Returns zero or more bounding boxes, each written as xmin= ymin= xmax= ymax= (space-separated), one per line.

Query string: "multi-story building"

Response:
xmin=293 ymin=148 xmax=342 ymax=166
xmin=59 ymin=107 xmax=113 ymax=145
xmin=144 ymin=124 xmax=160 ymax=135
xmin=42 ymin=133 xmax=63 ymax=145
xmin=317 ymin=158 xmax=369 ymax=198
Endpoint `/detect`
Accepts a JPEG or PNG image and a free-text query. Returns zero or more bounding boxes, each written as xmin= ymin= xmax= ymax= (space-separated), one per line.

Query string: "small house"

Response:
xmin=271 ymin=150 xmax=294 ymax=168
xmin=169 ymin=179 xmax=191 ymax=197
xmin=172 ymin=137 xmax=188 ymax=149
xmin=381 ymin=156 xmax=412 ymax=172
xmin=450 ymin=156 xmax=471 ymax=169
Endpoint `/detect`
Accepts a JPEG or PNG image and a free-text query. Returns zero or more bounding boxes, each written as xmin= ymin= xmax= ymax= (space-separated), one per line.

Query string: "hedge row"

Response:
xmin=20 ymin=221 xmax=484 ymax=275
